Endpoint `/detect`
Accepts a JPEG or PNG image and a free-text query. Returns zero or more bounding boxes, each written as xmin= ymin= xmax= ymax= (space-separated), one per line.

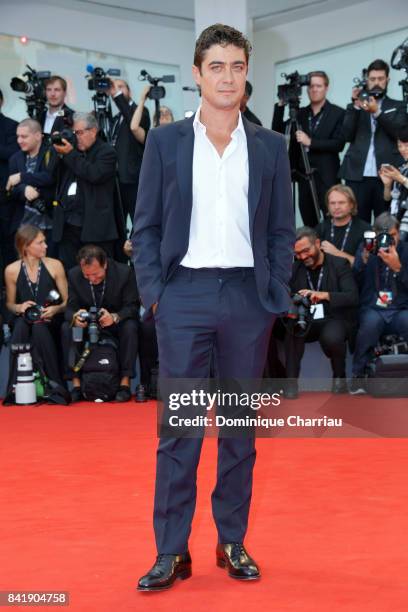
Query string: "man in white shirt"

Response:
xmin=133 ymin=23 xmax=295 ymax=592
xmin=41 ymin=76 xmax=74 ymax=135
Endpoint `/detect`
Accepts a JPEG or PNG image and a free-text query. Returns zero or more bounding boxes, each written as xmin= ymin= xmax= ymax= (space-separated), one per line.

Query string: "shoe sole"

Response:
xmin=216 ymin=557 xmax=261 ymax=580
xmin=137 ymin=568 xmax=192 ymax=591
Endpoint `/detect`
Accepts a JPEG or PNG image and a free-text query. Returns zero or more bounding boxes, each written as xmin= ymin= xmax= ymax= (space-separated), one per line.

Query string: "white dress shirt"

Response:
xmin=43 ymin=108 xmax=62 ymax=134
xmin=180 ymin=107 xmax=254 ymax=269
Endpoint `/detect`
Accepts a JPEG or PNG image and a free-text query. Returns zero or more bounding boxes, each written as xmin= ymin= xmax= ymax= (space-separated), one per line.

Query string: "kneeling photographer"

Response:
xmin=4 ymin=225 xmax=68 ymax=401
xmin=62 ymin=245 xmax=139 ymax=402
xmin=350 ymin=212 xmax=408 ymax=393
xmin=284 ymin=227 xmax=359 ymax=398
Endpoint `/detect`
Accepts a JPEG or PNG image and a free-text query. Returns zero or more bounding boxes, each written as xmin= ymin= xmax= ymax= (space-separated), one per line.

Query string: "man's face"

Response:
xmin=17 ymin=126 xmax=42 ymax=154
xmin=115 ymin=79 xmax=130 ymax=100
xmin=295 ymin=237 xmax=321 ymax=268
xmin=80 ymin=259 xmax=107 ymax=284
xmin=46 ymin=81 xmax=66 ymax=108
xmin=327 ymin=190 xmax=354 ymax=221
xmin=307 ymin=76 xmax=328 ymax=104
xmin=397 ymin=139 xmax=408 ymax=161
xmin=367 ymin=69 xmax=389 ymax=92
xmin=73 ymin=120 xmax=97 ymax=151
xmin=192 ymin=44 xmax=248 ymax=112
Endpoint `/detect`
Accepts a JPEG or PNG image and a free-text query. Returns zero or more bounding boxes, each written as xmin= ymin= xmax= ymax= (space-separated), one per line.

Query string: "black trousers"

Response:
xmin=11 ymin=317 xmax=63 ymax=384
xmin=61 ymin=318 xmax=138 ymax=379
xmin=119 ymin=182 xmax=138 ymax=227
xmin=138 ymin=315 xmax=158 ymax=388
xmin=285 ymin=318 xmax=349 ymax=379
xmin=57 ymin=223 xmax=115 ymax=270
xmin=346 ymin=178 xmax=387 ymax=223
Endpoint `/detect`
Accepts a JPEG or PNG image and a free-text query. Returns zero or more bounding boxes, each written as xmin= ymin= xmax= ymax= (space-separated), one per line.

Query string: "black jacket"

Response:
xmin=39 ymin=104 xmax=74 ymax=134
xmin=272 ymin=100 xmax=345 ymax=186
xmin=315 ymin=216 xmax=372 ymax=256
xmin=0 ymin=113 xmax=18 ymax=189
xmin=339 ymin=96 xmax=407 ymax=181
xmin=112 ymin=93 xmax=150 ymax=184
xmin=53 ymin=138 xmax=118 ymax=243
xmin=243 ymin=107 xmax=262 ymax=126
xmin=7 ymin=144 xmax=56 ymax=232
xmin=65 ymin=259 xmax=139 ymax=322
xmin=290 ymin=253 xmax=359 ymax=321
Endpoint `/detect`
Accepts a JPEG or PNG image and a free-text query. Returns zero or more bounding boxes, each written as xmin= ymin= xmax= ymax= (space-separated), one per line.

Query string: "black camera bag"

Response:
xmin=81 ymin=339 xmax=120 ymax=402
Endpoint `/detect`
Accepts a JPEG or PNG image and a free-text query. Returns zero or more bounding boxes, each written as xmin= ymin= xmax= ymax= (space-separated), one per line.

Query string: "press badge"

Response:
xmin=67 ymin=182 xmax=77 ymax=196
xmin=310 ymin=303 xmax=324 ymax=319
xmin=376 ymin=291 xmax=393 ymax=307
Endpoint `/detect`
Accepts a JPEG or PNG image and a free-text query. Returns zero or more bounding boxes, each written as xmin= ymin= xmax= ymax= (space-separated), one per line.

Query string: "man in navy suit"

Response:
xmin=132 ymin=23 xmax=295 ymax=591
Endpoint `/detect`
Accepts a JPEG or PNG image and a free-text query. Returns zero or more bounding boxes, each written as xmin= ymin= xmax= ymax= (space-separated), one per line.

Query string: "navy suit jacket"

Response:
xmin=132 ymin=115 xmax=295 ymax=314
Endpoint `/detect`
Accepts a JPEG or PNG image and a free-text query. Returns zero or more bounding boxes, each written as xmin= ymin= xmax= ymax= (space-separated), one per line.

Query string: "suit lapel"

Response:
xmin=243 ymin=116 xmax=264 ymax=238
xmin=176 ymin=117 xmax=195 ymax=226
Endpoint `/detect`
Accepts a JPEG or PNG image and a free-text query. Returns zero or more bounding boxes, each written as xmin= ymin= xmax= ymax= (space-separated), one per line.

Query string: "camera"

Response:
xmin=51 ymin=127 xmax=76 ymax=146
xmin=23 ymin=290 xmax=61 ymax=324
xmin=139 ymin=69 xmax=175 ymax=101
xmin=277 ymin=71 xmax=311 ymax=106
xmin=27 ymin=197 xmax=47 ymax=215
xmin=353 ymin=69 xmax=385 ymax=102
xmin=285 ymin=293 xmax=313 ymax=334
xmin=86 ymin=65 xmax=120 ymax=93
xmin=76 ymin=306 xmax=102 ymax=344
xmin=374 ymin=334 xmax=408 ymax=357
xmin=363 ymin=231 xmax=395 ymax=254
xmin=391 ymin=37 xmax=408 ymax=72
xmin=10 ymin=64 xmax=51 ymax=119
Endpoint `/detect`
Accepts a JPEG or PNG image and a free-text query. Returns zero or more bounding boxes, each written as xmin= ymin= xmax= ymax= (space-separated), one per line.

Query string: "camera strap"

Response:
xmin=306 ymin=266 xmax=324 ymax=292
xmin=22 ymin=261 xmax=42 ymax=302
xmin=375 ymin=261 xmax=398 ymax=301
xmin=89 ymin=279 xmax=106 ymax=309
xmin=308 ymin=108 xmax=324 ymax=134
xmin=330 ymin=220 xmax=352 ymax=252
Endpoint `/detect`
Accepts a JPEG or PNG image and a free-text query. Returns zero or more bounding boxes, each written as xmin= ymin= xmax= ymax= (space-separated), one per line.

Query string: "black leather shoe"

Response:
xmin=70 ymin=387 xmax=83 ymax=403
xmin=331 ymin=377 xmax=348 ymax=394
xmin=216 ymin=543 xmax=260 ymax=580
xmin=137 ymin=552 xmax=192 ymax=591
xmin=134 ymin=384 xmax=147 ymax=403
xmin=115 ymin=385 xmax=131 ymax=402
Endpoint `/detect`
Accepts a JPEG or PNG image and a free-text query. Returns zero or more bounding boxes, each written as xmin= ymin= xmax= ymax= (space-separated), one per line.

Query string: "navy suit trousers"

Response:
xmin=153 ymin=266 xmax=275 ymax=553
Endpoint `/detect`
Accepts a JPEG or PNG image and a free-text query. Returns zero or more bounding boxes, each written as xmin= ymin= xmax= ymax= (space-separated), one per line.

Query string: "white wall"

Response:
xmin=253 ymin=0 xmax=408 ymax=126
xmin=0 ymin=0 xmax=199 ymax=114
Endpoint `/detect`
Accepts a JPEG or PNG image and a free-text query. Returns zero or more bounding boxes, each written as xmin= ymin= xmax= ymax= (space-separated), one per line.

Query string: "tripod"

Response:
xmin=284 ymin=103 xmax=321 ymax=223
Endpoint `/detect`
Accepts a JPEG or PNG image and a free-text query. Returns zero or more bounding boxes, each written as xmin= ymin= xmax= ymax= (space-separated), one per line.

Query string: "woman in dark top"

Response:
xmin=4 ymin=224 xmax=68 ymax=385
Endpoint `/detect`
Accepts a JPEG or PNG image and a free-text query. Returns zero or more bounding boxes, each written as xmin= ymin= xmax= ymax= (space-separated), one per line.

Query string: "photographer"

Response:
xmin=40 ymin=76 xmax=74 ymax=135
xmin=284 ymin=227 xmax=359 ymax=398
xmin=350 ymin=212 xmax=408 ymax=393
xmin=62 ymin=245 xmax=139 ymax=403
xmin=316 ymin=184 xmax=372 ymax=266
xmin=340 ymin=59 xmax=407 ymax=223
xmin=4 ymin=224 xmax=67 ymax=388
xmin=52 ymin=112 xmax=118 ymax=270
xmin=7 ymin=119 xmax=56 ymax=250
xmin=0 ymin=88 xmax=19 ymax=269
xmin=109 ymin=79 xmax=150 ymax=223
xmin=379 ymin=126 xmax=408 ymax=240
xmin=272 ymin=71 xmax=345 ymax=226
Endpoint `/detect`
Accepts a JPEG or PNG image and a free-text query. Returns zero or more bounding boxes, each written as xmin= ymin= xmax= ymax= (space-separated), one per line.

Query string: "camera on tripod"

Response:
xmin=86 ymin=65 xmax=121 ymax=93
xmin=277 ymin=71 xmax=311 ymax=106
xmin=285 ymin=293 xmax=313 ymax=334
xmin=23 ymin=290 xmax=61 ymax=324
xmin=75 ymin=306 xmax=102 ymax=344
xmin=10 ymin=64 xmax=51 ymax=119
xmin=353 ymin=69 xmax=385 ymax=102
xmin=139 ymin=69 xmax=175 ymax=101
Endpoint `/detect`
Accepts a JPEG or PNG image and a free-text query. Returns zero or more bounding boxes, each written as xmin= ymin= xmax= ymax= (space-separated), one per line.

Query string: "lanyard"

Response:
xmin=306 ymin=266 xmax=324 ymax=292
xmin=308 ymin=109 xmax=324 ymax=134
xmin=22 ymin=261 xmax=42 ymax=302
xmin=89 ymin=279 xmax=106 ymax=309
xmin=375 ymin=261 xmax=397 ymax=295
xmin=330 ymin=220 xmax=352 ymax=252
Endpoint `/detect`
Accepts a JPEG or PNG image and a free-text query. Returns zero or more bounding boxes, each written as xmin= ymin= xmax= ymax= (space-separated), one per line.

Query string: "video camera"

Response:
xmin=139 ymin=69 xmax=175 ymax=101
xmin=353 ymin=69 xmax=385 ymax=102
xmin=277 ymin=71 xmax=311 ymax=107
xmin=363 ymin=230 xmax=395 ymax=254
xmin=23 ymin=290 xmax=61 ymax=324
xmin=75 ymin=306 xmax=102 ymax=344
xmin=285 ymin=293 xmax=313 ymax=335
xmin=10 ymin=64 xmax=51 ymax=120
xmin=86 ymin=65 xmax=121 ymax=93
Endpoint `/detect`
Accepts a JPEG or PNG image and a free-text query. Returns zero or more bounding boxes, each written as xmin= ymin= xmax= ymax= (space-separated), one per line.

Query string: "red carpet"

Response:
xmin=1 ymin=398 xmax=408 ymax=611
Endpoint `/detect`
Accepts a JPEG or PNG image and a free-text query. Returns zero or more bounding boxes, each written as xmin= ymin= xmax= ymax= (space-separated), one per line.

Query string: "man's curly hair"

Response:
xmin=194 ymin=23 xmax=252 ymax=72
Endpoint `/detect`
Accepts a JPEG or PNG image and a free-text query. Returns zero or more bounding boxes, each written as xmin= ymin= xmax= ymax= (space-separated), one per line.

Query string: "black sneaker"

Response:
xmin=115 ymin=386 xmax=132 ymax=402
xmin=70 ymin=387 xmax=83 ymax=403
xmin=349 ymin=377 xmax=367 ymax=395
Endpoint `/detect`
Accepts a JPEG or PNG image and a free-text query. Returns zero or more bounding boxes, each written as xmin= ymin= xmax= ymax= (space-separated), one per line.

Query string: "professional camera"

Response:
xmin=353 ymin=69 xmax=385 ymax=102
xmin=277 ymin=71 xmax=311 ymax=106
xmin=363 ymin=230 xmax=395 ymax=254
xmin=77 ymin=306 xmax=102 ymax=344
xmin=27 ymin=197 xmax=47 ymax=215
xmin=285 ymin=293 xmax=313 ymax=334
xmin=374 ymin=334 xmax=408 ymax=357
xmin=391 ymin=37 xmax=408 ymax=72
xmin=23 ymin=290 xmax=61 ymax=324
xmin=10 ymin=64 xmax=51 ymax=119
xmin=50 ymin=127 xmax=76 ymax=146
xmin=139 ymin=69 xmax=175 ymax=101
xmin=86 ymin=65 xmax=120 ymax=93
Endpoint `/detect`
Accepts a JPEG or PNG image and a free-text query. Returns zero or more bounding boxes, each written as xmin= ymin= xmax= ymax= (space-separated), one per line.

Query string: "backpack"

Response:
xmin=81 ymin=340 xmax=120 ymax=402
